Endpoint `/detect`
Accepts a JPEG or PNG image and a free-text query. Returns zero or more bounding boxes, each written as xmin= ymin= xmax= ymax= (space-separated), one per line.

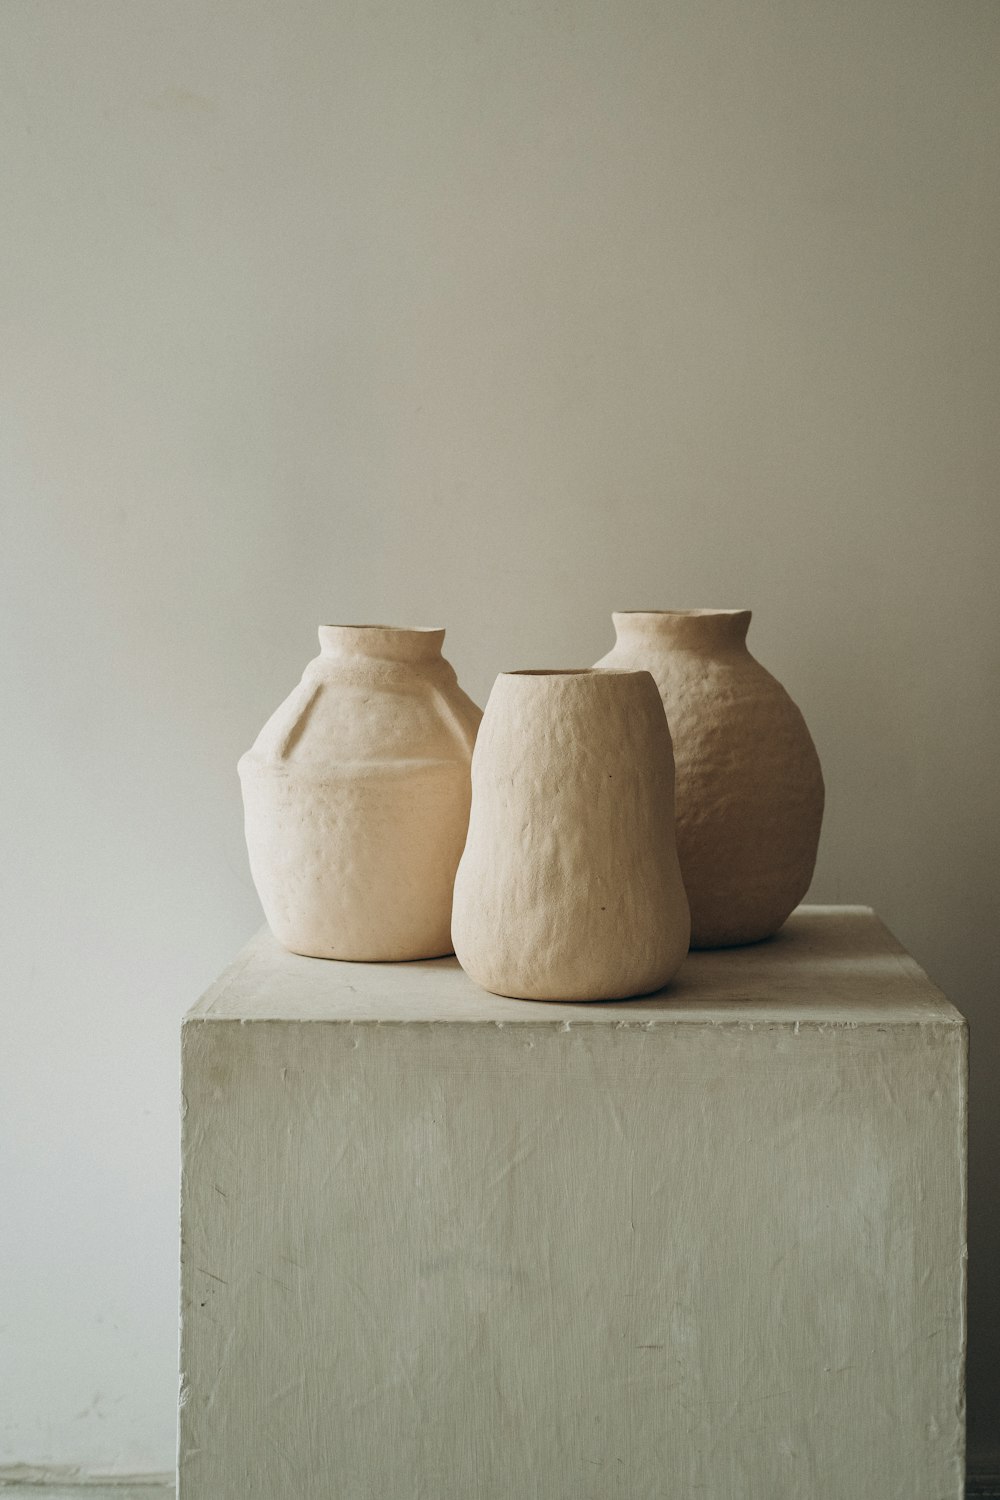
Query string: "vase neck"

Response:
xmin=318 ymin=625 xmax=446 ymax=664
xmin=612 ymin=610 xmax=751 ymax=655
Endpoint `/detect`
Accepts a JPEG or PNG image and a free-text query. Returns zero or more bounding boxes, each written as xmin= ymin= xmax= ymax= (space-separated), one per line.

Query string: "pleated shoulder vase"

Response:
xmin=451 ymin=669 xmax=690 ymax=1001
xmin=239 ymin=625 xmax=482 ymax=961
xmin=595 ymin=610 xmax=824 ymax=948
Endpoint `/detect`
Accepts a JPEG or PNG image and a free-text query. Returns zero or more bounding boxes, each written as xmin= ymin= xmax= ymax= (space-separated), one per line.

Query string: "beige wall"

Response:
xmin=2 ymin=0 xmax=998 ymax=1476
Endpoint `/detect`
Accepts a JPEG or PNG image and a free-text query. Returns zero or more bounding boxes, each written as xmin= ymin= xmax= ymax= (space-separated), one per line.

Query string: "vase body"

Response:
xmin=595 ymin=610 xmax=824 ymax=948
xmin=239 ymin=625 xmax=482 ymax=960
xmin=452 ymin=669 xmax=690 ymax=1000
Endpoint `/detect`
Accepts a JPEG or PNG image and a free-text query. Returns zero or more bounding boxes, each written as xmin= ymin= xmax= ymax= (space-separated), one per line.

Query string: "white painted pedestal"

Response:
xmin=179 ymin=906 xmax=966 ymax=1500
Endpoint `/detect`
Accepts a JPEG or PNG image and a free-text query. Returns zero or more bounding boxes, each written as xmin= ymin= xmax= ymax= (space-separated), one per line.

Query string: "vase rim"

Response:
xmin=611 ymin=610 xmax=752 ymax=647
xmin=612 ymin=608 xmax=751 ymax=619
xmin=318 ymin=623 xmax=446 ymax=661
xmin=501 ymin=667 xmax=647 ymax=678
xmin=320 ymin=622 xmax=444 ymax=633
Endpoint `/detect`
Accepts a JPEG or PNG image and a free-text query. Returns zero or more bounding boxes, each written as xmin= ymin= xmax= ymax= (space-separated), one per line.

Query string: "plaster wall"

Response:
xmin=1 ymin=0 xmax=998 ymax=1475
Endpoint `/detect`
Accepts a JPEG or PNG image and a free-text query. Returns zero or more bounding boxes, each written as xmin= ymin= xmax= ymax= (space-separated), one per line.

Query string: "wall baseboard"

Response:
xmin=0 ymin=1468 xmax=172 ymax=1492
xmin=2 ymin=1465 xmax=998 ymax=1498
xmin=0 ymin=1491 xmax=171 ymax=1499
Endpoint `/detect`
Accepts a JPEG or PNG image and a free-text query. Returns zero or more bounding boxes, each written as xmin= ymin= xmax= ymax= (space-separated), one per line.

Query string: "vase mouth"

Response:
xmin=501 ymin=668 xmax=644 ymax=678
xmin=613 ymin=609 xmax=751 ymax=620
xmin=612 ymin=609 xmax=752 ymax=646
xmin=318 ymin=624 xmax=446 ymax=662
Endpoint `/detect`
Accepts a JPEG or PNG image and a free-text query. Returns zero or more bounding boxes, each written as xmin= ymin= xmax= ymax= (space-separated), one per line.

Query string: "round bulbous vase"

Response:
xmin=595 ymin=610 xmax=824 ymax=949
xmin=451 ymin=669 xmax=691 ymax=1001
xmin=239 ymin=625 xmax=482 ymax=961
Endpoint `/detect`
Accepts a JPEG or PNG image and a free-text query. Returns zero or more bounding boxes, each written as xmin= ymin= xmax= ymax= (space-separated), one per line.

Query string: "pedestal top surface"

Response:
xmin=188 ymin=906 xmax=962 ymax=1028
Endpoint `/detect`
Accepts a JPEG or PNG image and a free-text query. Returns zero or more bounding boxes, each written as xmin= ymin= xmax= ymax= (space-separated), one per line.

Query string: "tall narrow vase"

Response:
xmin=595 ymin=610 xmax=824 ymax=948
xmin=239 ymin=625 xmax=482 ymax=961
xmin=452 ymin=669 xmax=690 ymax=1001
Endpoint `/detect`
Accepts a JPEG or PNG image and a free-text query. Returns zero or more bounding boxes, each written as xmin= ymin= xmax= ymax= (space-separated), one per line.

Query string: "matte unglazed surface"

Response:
xmin=452 ymin=669 xmax=690 ymax=1000
xmin=239 ymin=625 xmax=481 ymax=960
xmin=180 ymin=908 xmax=967 ymax=1500
xmin=596 ymin=611 xmax=824 ymax=948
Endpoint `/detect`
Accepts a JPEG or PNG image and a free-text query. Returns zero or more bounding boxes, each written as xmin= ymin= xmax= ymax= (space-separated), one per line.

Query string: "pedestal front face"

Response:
xmin=179 ymin=907 xmax=966 ymax=1500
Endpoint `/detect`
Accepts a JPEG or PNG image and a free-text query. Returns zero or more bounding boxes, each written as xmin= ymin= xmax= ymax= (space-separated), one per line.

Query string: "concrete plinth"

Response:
xmin=179 ymin=906 xmax=966 ymax=1499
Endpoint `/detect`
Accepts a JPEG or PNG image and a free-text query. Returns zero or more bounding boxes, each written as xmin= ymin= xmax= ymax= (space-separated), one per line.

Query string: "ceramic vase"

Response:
xmin=595 ymin=610 xmax=824 ymax=948
xmin=239 ymin=625 xmax=482 ymax=961
xmin=452 ymin=669 xmax=690 ymax=1001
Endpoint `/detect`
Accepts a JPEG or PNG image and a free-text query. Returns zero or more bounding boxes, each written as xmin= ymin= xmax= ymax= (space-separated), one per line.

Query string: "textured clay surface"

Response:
xmin=239 ymin=625 xmax=481 ymax=960
xmin=452 ymin=669 xmax=690 ymax=999
xmin=596 ymin=611 xmax=824 ymax=948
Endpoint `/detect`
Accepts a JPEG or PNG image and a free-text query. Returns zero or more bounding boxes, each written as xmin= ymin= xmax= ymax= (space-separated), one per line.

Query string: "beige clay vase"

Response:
xmin=239 ymin=625 xmax=482 ymax=960
xmin=595 ymin=610 xmax=824 ymax=948
xmin=452 ymin=669 xmax=690 ymax=1001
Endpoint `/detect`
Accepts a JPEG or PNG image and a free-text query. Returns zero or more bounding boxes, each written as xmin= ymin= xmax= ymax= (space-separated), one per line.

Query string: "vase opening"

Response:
xmin=616 ymin=609 xmax=750 ymax=618
xmin=504 ymin=668 xmax=637 ymax=677
xmin=612 ymin=609 xmax=751 ymax=649
xmin=318 ymin=624 xmax=446 ymax=662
